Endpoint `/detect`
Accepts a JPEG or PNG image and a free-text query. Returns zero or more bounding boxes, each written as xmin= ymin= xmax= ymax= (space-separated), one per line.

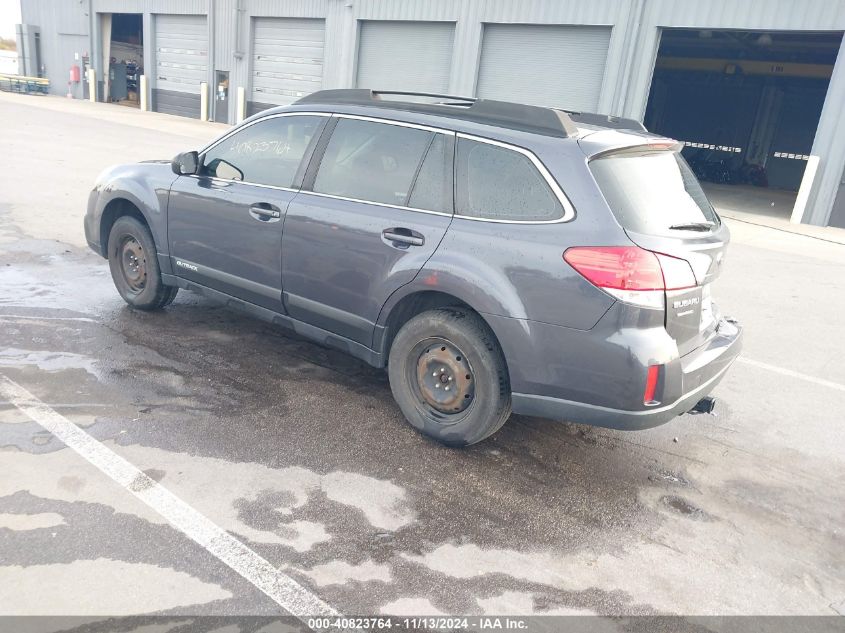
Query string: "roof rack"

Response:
xmin=295 ymin=89 xmax=580 ymax=138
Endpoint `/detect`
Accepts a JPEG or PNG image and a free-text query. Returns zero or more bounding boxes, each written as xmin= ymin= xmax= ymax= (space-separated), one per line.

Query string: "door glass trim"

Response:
xmin=294 ymin=189 xmax=453 ymax=217
xmin=199 ymin=111 xmax=332 ymax=155
xmin=455 ymin=132 xmax=576 ymax=224
xmin=333 ymin=113 xmax=458 ymax=136
xmin=192 ymin=175 xmax=299 ymax=193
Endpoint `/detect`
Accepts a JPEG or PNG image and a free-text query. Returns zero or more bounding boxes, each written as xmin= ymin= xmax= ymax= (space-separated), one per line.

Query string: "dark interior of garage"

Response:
xmin=645 ymin=28 xmax=841 ymax=217
xmin=107 ymin=13 xmax=143 ymax=107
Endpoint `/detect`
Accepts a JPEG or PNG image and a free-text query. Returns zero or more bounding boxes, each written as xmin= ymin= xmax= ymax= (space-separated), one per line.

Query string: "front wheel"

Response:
xmin=388 ymin=308 xmax=511 ymax=447
xmin=107 ymin=216 xmax=178 ymax=310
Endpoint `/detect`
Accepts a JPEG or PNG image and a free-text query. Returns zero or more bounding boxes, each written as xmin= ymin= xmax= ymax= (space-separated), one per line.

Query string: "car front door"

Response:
xmin=168 ymin=113 xmax=327 ymax=311
xmin=281 ymin=115 xmax=454 ymax=345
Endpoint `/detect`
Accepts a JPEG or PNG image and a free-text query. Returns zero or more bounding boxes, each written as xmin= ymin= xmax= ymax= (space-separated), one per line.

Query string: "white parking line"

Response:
xmin=0 ymin=315 xmax=97 ymax=322
xmin=0 ymin=375 xmax=341 ymax=625
xmin=738 ymin=357 xmax=845 ymax=393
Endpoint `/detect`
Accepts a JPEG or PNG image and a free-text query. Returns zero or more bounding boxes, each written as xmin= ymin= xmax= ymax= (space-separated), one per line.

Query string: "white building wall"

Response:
xmin=19 ymin=0 xmax=845 ymax=226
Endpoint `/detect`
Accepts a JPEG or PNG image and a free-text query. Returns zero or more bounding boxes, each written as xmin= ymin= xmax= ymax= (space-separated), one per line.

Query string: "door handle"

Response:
xmin=249 ymin=203 xmax=281 ymax=222
xmin=382 ymin=228 xmax=424 ymax=247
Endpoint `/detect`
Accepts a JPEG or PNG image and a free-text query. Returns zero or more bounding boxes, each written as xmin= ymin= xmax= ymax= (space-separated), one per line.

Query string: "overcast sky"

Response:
xmin=0 ymin=1 xmax=21 ymax=39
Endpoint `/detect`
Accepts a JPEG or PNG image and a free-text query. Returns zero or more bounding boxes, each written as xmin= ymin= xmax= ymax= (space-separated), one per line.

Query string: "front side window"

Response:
xmin=201 ymin=115 xmax=322 ymax=188
xmin=456 ymin=138 xmax=563 ymax=222
xmin=313 ymin=118 xmax=435 ymax=207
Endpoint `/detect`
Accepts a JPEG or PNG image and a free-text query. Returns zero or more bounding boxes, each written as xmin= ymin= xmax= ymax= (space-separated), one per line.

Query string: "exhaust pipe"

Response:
xmin=689 ymin=396 xmax=716 ymax=415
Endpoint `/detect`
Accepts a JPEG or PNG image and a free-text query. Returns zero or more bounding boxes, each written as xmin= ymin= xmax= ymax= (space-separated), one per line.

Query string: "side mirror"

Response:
xmin=171 ymin=151 xmax=199 ymax=176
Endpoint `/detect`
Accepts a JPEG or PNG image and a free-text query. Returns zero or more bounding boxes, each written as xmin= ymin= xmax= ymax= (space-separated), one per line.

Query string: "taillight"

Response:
xmin=653 ymin=253 xmax=697 ymax=290
xmin=563 ymin=246 xmax=696 ymax=309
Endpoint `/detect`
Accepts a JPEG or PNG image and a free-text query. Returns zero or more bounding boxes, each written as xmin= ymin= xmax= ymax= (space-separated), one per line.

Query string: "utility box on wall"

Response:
xmin=16 ymin=24 xmax=42 ymax=77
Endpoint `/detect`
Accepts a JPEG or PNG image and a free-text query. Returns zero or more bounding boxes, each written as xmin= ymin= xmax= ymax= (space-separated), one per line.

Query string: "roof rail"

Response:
xmin=295 ymin=89 xmax=579 ymax=138
xmin=558 ymin=109 xmax=648 ymax=133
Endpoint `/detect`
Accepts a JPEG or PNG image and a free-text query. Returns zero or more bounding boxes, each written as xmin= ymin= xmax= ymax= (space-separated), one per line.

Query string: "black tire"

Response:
xmin=107 ymin=216 xmax=178 ymax=311
xmin=388 ymin=307 xmax=511 ymax=447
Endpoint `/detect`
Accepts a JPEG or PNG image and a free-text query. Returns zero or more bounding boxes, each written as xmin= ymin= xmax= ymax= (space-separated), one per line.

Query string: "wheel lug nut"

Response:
xmin=432 ymin=372 xmax=437 ymax=377
xmin=445 ymin=386 xmax=450 ymax=391
xmin=448 ymin=376 xmax=452 ymax=381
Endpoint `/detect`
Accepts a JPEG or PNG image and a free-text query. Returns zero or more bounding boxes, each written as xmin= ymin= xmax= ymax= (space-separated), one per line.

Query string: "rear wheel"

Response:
xmin=388 ymin=308 xmax=511 ymax=447
xmin=107 ymin=216 xmax=178 ymax=310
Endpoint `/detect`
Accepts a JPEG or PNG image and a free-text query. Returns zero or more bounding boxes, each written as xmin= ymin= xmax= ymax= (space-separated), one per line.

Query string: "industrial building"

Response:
xmin=15 ymin=0 xmax=845 ymax=228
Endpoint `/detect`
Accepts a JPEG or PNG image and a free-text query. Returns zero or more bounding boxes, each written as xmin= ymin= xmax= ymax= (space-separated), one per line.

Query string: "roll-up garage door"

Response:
xmin=356 ymin=21 xmax=454 ymax=94
xmin=249 ymin=18 xmax=325 ymax=116
xmin=154 ymin=14 xmax=208 ymax=118
xmin=476 ymin=24 xmax=611 ymax=112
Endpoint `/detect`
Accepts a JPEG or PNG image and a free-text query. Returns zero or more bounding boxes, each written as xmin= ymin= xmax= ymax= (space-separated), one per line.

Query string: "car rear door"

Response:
xmin=588 ymin=145 xmax=728 ymax=356
xmin=281 ymin=115 xmax=454 ymax=346
xmin=167 ymin=113 xmax=327 ymax=312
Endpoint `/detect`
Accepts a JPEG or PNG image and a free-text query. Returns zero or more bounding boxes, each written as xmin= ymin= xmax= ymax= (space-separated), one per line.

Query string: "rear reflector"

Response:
xmin=644 ymin=365 xmax=660 ymax=404
xmin=563 ymin=246 xmax=697 ymax=308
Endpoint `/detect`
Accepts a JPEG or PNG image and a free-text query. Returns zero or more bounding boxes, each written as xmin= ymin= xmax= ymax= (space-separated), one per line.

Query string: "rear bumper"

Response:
xmin=512 ymin=341 xmax=738 ymax=430
xmin=494 ymin=310 xmax=743 ymax=430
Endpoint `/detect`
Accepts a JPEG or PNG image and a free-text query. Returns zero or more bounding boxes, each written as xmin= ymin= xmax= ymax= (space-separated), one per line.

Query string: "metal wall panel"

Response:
xmin=356 ymin=21 xmax=455 ymax=94
xmin=19 ymin=1 xmax=90 ymax=97
xmin=94 ymin=0 xmax=206 ymax=14
xmin=476 ymin=24 xmax=611 ymax=111
xmin=249 ymin=17 xmax=325 ymax=112
xmin=20 ymin=0 xmax=845 ymax=226
xmin=154 ymin=14 xmax=208 ymax=117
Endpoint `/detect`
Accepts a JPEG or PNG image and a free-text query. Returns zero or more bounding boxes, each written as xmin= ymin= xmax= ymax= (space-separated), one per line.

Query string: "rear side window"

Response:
xmin=313 ymin=118 xmax=434 ymax=207
xmin=408 ymin=133 xmax=451 ymax=213
xmin=201 ymin=115 xmax=322 ymax=188
xmin=589 ymin=150 xmax=719 ymax=235
xmin=456 ymin=138 xmax=564 ymax=222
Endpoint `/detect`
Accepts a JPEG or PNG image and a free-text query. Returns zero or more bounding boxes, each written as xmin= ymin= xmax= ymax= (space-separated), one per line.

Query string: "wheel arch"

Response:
xmin=375 ymin=289 xmax=510 ymax=381
xmin=99 ymin=198 xmax=151 ymax=257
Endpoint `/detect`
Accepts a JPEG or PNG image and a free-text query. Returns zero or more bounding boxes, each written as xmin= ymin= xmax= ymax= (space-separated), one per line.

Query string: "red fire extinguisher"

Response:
xmin=70 ymin=65 xmax=81 ymax=83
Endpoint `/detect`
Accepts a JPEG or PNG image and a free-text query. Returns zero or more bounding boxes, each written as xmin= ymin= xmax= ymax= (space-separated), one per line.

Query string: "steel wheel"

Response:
xmin=119 ymin=236 xmax=147 ymax=293
xmin=409 ymin=337 xmax=475 ymax=419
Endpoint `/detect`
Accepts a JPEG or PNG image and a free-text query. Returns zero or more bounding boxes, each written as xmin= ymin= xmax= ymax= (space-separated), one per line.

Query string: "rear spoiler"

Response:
xmin=585 ymin=140 xmax=685 ymax=161
xmin=557 ymin=109 xmax=648 ymax=133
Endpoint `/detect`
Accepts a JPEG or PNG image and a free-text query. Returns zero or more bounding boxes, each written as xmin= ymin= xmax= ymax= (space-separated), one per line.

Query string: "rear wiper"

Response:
xmin=668 ymin=222 xmax=714 ymax=231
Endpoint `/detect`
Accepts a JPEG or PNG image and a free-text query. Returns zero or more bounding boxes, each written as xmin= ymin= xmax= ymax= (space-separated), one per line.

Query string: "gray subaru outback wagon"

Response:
xmin=84 ymin=89 xmax=742 ymax=446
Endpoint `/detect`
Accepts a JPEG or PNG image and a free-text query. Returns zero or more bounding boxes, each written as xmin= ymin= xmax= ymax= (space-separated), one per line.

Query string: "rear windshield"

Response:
xmin=589 ymin=149 xmax=719 ymax=235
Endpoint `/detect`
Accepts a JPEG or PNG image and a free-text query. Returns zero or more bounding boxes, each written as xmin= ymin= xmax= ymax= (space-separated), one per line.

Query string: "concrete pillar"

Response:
xmin=139 ymin=75 xmax=148 ymax=111
xmin=804 ymin=34 xmax=845 ymax=226
xmin=200 ymin=82 xmax=209 ymax=121
xmin=791 ymin=156 xmax=821 ymax=224
xmin=87 ymin=69 xmax=96 ymax=103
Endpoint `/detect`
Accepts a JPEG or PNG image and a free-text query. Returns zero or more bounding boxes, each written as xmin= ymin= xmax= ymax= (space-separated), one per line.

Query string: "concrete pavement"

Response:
xmin=1 ymin=92 xmax=843 ymax=620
